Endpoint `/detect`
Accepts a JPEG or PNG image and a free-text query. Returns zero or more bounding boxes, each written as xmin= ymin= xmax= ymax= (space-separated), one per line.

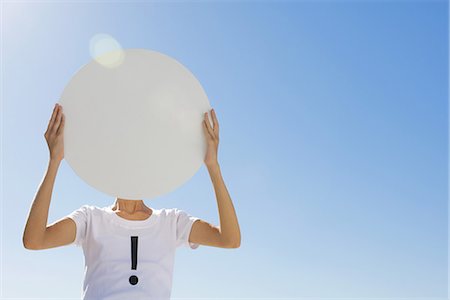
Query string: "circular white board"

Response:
xmin=59 ymin=48 xmax=211 ymax=200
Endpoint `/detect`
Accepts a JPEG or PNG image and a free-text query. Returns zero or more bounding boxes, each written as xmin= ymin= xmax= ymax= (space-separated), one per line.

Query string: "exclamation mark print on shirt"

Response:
xmin=129 ymin=236 xmax=139 ymax=285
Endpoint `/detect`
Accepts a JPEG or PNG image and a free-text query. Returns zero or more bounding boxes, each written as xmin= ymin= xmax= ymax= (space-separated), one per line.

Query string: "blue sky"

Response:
xmin=2 ymin=0 xmax=448 ymax=299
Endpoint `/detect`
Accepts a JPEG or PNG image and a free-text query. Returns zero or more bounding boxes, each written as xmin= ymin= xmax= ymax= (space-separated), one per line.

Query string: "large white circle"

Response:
xmin=59 ymin=48 xmax=211 ymax=200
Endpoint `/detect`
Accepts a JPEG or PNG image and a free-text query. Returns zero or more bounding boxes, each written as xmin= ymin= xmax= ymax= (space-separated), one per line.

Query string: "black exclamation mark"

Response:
xmin=129 ymin=236 xmax=139 ymax=285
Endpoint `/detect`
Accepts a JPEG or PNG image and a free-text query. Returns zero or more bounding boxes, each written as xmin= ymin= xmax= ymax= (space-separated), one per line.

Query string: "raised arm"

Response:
xmin=188 ymin=108 xmax=241 ymax=248
xmin=22 ymin=103 xmax=75 ymax=250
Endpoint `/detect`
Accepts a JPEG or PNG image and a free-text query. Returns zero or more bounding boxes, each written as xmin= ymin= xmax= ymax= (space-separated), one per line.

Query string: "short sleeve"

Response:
xmin=174 ymin=208 xmax=201 ymax=249
xmin=65 ymin=205 xmax=90 ymax=247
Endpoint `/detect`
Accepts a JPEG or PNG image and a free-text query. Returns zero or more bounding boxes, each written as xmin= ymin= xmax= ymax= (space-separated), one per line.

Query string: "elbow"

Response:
xmin=23 ymin=242 xmax=42 ymax=250
xmin=225 ymin=237 xmax=241 ymax=249
xmin=217 ymin=228 xmax=242 ymax=249
xmin=22 ymin=234 xmax=29 ymax=249
xmin=22 ymin=238 xmax=32 ymax=250
xmin=230 ymin=241 xmax=240 ymax=248
xmin=232 ymin=232 xmax=241 ymax=248
xmin=234 ymin=237 xmax=241 ymax=248
xmin=22 ymin=238 xmax=34 ymax=250
xmin=22 ymin=236 xmax=42 ymax=250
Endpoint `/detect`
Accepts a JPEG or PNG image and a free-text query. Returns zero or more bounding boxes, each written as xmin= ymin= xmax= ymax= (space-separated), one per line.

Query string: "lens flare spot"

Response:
xmin=89 ymin=33 xmax=124 ymax=68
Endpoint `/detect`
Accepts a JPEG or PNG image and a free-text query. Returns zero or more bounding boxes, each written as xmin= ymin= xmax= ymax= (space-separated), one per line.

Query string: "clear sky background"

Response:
xmin=1 ymin=0 xmax=448 ymax=299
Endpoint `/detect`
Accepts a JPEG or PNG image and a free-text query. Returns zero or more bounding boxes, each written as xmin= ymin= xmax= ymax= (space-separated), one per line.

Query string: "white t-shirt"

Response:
xmin=65 ymin=204 xmax=201 ymax=300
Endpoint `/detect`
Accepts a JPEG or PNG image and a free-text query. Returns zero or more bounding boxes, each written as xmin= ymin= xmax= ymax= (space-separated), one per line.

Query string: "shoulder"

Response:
xmin=80 ymin=204 xmax=100 ymax=212
xmin=73 ymin=204 xmax=104 ymax=217
xmin=157 ymin=207 xmax=177 ymax=217
xmin=157 ymin=207 xmax=188 ymax=220
xmin=80 ymin=204 xmax=96 ymax=210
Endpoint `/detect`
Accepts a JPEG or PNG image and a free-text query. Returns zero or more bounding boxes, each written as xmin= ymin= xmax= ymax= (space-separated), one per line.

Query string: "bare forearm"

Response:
xmin=207 ymin=163 xmax=241 ymax=247
xmin=23 ymin=159 xmax=60 ymax=247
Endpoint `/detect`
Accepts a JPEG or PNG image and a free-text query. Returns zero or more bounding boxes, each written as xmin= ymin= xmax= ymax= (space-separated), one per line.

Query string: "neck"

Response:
xmin=112 ymin=198 xmax=148 ymax=213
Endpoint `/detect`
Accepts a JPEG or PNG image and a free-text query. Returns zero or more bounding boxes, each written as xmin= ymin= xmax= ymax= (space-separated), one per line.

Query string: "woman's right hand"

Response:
xmin=44 ymin=103 xmax=65 ymax=162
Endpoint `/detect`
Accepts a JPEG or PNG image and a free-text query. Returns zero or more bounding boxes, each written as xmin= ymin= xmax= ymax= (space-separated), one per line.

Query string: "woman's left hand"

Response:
xmin=202 ymin=108 xmax=220 ymax=168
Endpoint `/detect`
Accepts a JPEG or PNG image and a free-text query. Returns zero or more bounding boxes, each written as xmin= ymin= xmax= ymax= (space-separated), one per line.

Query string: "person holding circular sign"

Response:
xmin=23 ymin=103 xmax=241 ymax=300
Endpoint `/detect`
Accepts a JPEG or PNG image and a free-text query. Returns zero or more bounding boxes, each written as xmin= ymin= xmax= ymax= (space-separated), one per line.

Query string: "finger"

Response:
xmin=52 ymin=106 xmax=63 ymax=134
xmin=46 ymin=104 xmax=59 ymax=132
xmin=202 ymin=119 xmax=209 ymax=136
xmin=211 ymin=108 xmax=219 ymax=133
xmin=204 ymin=112 xmax=214 ymax=138
xmin=203 ymin=119 xmax=214 ymax=140
xmin=56 ymin=113 xmax=65 ymax=136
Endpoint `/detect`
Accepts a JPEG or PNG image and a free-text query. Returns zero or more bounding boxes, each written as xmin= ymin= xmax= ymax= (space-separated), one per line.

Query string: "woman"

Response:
xmin=22 ymin=103 xmax=241 ymax=300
